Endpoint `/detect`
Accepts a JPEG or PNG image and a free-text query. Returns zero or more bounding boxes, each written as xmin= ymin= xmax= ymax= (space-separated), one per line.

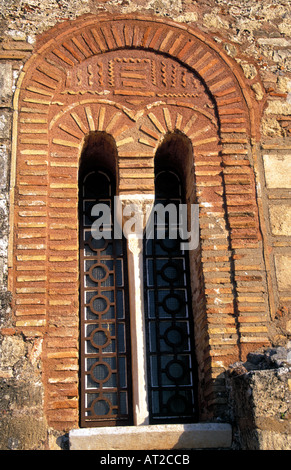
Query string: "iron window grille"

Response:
xmin=79 ymin=169 xmax=133 ymax=427
xmin=144 ymin=170 xmax=198 ymax=424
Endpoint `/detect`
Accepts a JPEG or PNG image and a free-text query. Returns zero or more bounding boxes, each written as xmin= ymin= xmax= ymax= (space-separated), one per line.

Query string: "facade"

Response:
xmin=0 ymin=0 xmax=290 ymax=450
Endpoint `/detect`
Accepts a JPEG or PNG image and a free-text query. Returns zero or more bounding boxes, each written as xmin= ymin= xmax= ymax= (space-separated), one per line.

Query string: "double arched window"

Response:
xmin=79 ymin=132 xmax=198 ymax=427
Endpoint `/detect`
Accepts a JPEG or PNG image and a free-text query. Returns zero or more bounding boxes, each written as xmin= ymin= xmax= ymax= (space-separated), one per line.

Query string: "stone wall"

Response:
xmin=227 ymin=347 xmax=291 ymax=450
xmin=0 ymin=0 xmax=290 ymax=450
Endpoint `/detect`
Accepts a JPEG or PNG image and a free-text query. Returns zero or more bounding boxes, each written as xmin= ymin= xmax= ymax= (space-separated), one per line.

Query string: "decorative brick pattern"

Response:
xmin=9 ymin=15 xmax=271 ymax=430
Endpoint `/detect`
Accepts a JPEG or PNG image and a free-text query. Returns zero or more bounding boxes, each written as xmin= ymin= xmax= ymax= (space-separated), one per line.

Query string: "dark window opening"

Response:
xmin=144 ymin=168 xmax=198 ymax=424
xmin=79 ymin=135 xmax=133 ymax=427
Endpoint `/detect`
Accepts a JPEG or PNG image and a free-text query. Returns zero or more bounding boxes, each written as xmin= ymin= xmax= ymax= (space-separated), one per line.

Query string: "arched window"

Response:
xmin=144 ymin=166 xmax=198 ymax=424
xmin=78 ymin=131 xmax=198 ymax=428
xmin=79 ymin=132 xmax=133 ymax=427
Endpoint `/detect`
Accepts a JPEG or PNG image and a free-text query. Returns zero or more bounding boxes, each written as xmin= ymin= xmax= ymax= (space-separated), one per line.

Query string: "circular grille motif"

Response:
xmin=87 ymin=236 xmax=108 ymax=253
xmin=89 ymin=295 xmax=110 ymax=315
xmin=164 ymin=326 xmax=185 ymax=347
xmin=165 ymin=359 xmax=186 ymax=381
xmin=162 ymin=293 xmax=184 ymax=315
xmin=89 ymin=263 xmax=109 ymax=283
xmin=91 ymin=397 xmax=111 ymax=416
xmin=90 ymin=328 xmax=111 ymax=349
xmin=161 ymin=261 xmax=181 ymax=283
xmin=160 ymin=238 xmax=180 ymax=253
xmin=167 ymin=394 xmax=189 ymax=414
xmin=90 ymin=362 xmax=111 ymax=384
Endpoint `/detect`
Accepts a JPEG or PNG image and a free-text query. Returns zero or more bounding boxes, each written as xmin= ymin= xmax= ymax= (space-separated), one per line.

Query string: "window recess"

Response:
xmin=144 ymin=169 xmax=198 ymax=424
xmin=79 ymin=169 xmax=133 ymax=427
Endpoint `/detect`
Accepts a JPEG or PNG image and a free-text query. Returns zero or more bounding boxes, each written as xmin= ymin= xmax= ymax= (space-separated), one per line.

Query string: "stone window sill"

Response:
xmin=69 ymin=423 xmax=232 ymax=450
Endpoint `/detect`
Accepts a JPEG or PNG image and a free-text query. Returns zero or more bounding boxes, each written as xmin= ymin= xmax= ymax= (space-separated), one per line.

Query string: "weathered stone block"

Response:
xmin=227 ymin=351 xmax=291 ymax=450
xmin=0 ymin=110 xmax=12 ymax=139
xmin=263 ymin=154 xmax=291 ymax=188
xmin=266 ymin=101 xmax=291 ymax=116
xmin=269 ymin=204 xmax=291 ymax=236
xmin=275 ymin=255 xmax=291 ymax=291
xmin=0 ymin=416 xmax=47 ymax=450
xmin=0 ymin=63 xmax=13 ymax=103
xmin=69 ymin=423 xmax=232 ymax=450
xmin=257 ymin=38 xmax=291 ymax=47
xmin=0 ymin=335 xmax=26 ymax=367
xmin=0 ymin=197 xmax=9 ymax=258
xmin=0 ymin=143 xmax=9 ymax=191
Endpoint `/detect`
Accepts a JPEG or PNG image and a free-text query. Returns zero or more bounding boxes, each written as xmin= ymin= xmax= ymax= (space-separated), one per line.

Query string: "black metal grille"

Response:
xmin=79 ymin=169 xmax=132 ymax=427
xmin=144 ymin=170 xmax=198 ymax=424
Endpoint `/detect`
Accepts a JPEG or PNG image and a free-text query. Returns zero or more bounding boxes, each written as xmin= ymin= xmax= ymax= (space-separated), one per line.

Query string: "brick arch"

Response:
xmin=16 ymin=14 xmax=257 ymax=135
xmin=31 ymin=13 xmax=258 ymax=135
xmin=13 ymin=14 xmax=259 ymax=210
xmin=9 ymin=14 xmax=271 ymax=430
